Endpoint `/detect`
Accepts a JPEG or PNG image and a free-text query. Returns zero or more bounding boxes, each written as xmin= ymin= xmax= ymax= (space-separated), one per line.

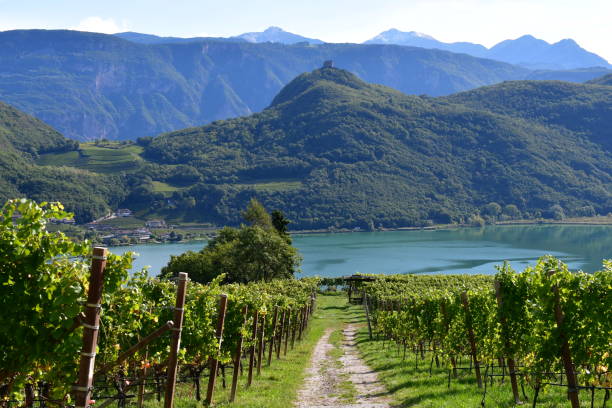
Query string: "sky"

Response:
xmin=1 ymin=0 xmax=611 ymax=62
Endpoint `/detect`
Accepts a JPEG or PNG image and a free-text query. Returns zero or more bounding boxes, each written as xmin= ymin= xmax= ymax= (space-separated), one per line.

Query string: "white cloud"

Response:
xmin=73 ymin=17 xmax=129 ymax=34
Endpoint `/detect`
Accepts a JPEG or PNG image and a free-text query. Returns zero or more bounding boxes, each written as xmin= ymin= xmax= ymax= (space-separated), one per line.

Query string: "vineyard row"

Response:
xmin=1 ymin=246 xmax=319 ymax=408
xmin=357 ymin=256 xmax=611 ymax=407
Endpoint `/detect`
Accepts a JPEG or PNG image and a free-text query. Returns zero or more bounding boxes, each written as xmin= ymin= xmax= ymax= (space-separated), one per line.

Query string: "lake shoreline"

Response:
xmin=289 ymin=216 xmax=612 ymax=236
xmin=102 ymin=216 xmax=612 ymax=247
xmin=114 ymin=224 xmax=611 ymax=276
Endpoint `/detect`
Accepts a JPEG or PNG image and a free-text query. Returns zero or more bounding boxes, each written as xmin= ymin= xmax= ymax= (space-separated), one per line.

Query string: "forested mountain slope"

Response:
xmin=0 ymin=102 xmax=125 ymax=222
xmin=0 ymin=29 xmax=608 ymax=142
xmin=445 ymin=81 xmax=612 ymax=151
xmin=587 ymin=73 xmax=612 ymax=86
xmin=138 ymin=68 xmax=611 ymax=228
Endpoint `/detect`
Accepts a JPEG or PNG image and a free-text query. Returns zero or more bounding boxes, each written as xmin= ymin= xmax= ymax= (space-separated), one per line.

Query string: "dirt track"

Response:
xmin=295 ymin=324 xmax=390 ymax=408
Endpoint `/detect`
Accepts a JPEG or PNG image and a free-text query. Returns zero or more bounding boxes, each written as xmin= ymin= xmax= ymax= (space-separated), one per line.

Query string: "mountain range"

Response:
xmin=0 ymin=29 xmax=610 ymax=141
xmin=232 ymin=26 xmax=323 ymax=44
xmin=365 ymin=30 xmax=611 ymax=70
xmin=4 ymin=68 xmax=609 ymax=227
xmin=118 ymin=27 xmax=611 ymax=70
xmin=115 ymin=26 xmax=324 ymax=45
xmin=114 ymin=31 xmax=244 ymax=44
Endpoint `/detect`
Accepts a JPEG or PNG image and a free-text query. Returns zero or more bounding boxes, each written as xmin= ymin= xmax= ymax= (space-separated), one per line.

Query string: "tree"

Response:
xmin=548 ymin=204 xmax=565 ymax=220
xmin=468 ymin=214 xmax=485 ymax=227
xmin=576 ymin=205 xmax=596 ymax=217
xmin=161 ymin=202 xmax=301 ymax=284
xmin=242 ymin=198 xmax=272 ymax=229
xmin=483 ymin=202 xmax=502 ymax=218
xmin=271 ymin=209 xmax=292 ymax=242
xmin=503 ymin=204 xmax=521 ymax=219
xmin=161 ymin=249 xmax=220 ymax=283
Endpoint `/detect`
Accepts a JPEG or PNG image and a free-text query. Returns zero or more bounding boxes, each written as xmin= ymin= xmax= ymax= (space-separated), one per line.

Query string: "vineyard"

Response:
xmin=357 ymin=258 xmax=611 ymax=407
xmin=1 ymin=199 xmax=611 ymax=408
xmin=0 ymin=200 xmax=318 ymax=407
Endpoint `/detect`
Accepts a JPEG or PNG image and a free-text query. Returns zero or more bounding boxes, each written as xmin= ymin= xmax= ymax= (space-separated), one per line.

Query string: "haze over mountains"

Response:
xmin=118 ymin=26 xmax=611 ymax=70
xmin=0 ymin=29 xmax=610 ymax=141
xmin=115 ymin=26 xmax=325 ymax=45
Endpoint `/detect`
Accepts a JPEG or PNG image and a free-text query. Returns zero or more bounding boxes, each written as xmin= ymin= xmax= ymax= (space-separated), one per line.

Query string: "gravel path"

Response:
xmin=295 ymin=325 xmax=390 ymax=408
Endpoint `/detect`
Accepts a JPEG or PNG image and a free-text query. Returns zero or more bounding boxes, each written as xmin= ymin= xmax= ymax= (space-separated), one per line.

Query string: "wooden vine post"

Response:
xmin=290 ymin=309 xmax=298 ymax=349
xmin=301 ymin=306 xmax=308 ymax=333
xmin=256 ymin=313 xmax=265 ymax=375
xmin=25 ymin=383 xmax=34 ymax=408
xmin=73 ymin=247 xmax=107 ymax=408
xmin=164 ymin=272 xmax=188 ymax=408
xmin=267 ymin=307 xmax=279 ymax=366
xmin=364 ymin=294 xmax=373 ymax=340
xmin=283 ymin=309 xmax=291 ymax=356
xmin=494 ymin=280 xmax=522 ymax=405
xmin=548 ymin=270 xmax=580 ymax=408
xmin=137 ymin=348 xmax=149 ymax=408
xmin=276 ymin=310 xmax=286 ymax=359
xmin=297 ymin=307 xmax=305 ymax=340
xmin=460 ymin=292 xmax=482 ymax=388
xmin=440 ymin=302 xmax=457 ymax=377
xmin=205 ymin=294 xmax=228 ymax=406
xmin=247 ymin=311 xmax=259 ymax=387
xmin=230 ymin=305 xmax=248 ymax=402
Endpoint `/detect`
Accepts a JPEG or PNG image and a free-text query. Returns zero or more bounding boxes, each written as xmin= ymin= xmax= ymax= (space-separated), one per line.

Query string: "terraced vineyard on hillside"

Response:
xmin=37 ymin=143 xmax=144 ymax=173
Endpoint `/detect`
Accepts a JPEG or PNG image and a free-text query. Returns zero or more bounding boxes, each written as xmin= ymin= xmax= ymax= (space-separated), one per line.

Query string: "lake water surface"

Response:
xmin=113 ymin=225 xmax=611 ymax=277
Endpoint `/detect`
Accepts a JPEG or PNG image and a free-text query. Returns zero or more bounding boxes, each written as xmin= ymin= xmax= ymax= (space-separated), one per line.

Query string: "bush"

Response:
xmin=161 ymin=201 xmax=300 ymax=283
xmin=468 ymin=214 xmax=485 ymax=227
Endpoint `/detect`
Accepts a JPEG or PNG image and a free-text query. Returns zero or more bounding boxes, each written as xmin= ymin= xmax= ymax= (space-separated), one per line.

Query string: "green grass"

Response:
xmin=142 ymin=293 xmax=359 ymax=408
xmin=33 ymin=141 xmax=303 ymax=202
xmin=37 ymin=142 xmax=144 ymax=174
xmin=327 ymin=328 xmax=345 ymax=361
xmin=230 ymin=180 xmax=303 ymax=192
xmin=354 ymin=326 xmax=608 ymax=407
xmin=36 ymin=150 xmax=80 ymax=166
xmin=327 ymin=327 xmax=358 ymax=403
xmin=151 ymin=181 xmax=184 ymax=193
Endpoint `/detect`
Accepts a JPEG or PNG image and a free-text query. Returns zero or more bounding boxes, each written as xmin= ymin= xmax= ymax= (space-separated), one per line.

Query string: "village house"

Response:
xmin=50 ymin=217 xmax=76 ymax=225
xmin=116 ymin=208 xmax=133 ymax=217
xmin=145 ymin=219 xmax=166 ymax=228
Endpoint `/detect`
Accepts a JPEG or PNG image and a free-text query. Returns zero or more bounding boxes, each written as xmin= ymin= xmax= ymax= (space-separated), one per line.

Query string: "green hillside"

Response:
xmin=0 ymin=101 xmax=76 ymax=155
xmin=37 ymin=142 xmax=144 ymax=173
xmin=138 ymin=68 xmax=611 ymax=228
xmin=445 ymin=80 xmax=612 ymax=150
xmin=3 ymin=68 xmax=611 ymax=227
xmin=0 ymin=103 xmax=126 ymax=222
xmin=587 ymin=73 xmax=612 ymax=86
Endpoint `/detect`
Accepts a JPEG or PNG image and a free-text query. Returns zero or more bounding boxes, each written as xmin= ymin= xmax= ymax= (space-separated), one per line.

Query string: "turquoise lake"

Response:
xmin=113 ymin=225 xmax=611 ymax=277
